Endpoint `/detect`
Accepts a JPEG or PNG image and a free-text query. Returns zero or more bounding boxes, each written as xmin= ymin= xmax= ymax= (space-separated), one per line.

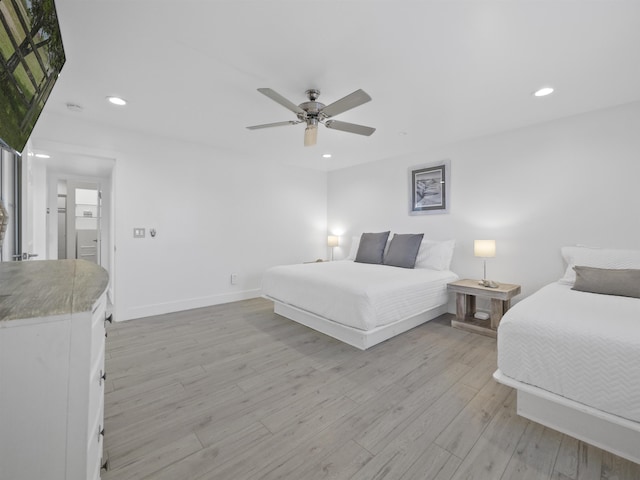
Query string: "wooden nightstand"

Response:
xmin=447 ymin=279 xmax=521 ymax=338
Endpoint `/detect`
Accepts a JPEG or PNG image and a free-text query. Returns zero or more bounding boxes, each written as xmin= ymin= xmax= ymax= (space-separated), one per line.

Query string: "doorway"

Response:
xmin=35 ymin=151 xmax=115 ymax=302
xmin=57 ymin=181 xmax=102 ymax=264
xmin=14 ymin=146 xmax=115 ymax=302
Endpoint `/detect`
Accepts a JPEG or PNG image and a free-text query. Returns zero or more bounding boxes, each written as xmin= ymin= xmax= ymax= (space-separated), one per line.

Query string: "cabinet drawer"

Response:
xmin=90 ymin=314 xmax=106 ymax=365
xmin=87 ymin=426 xmax=103 ymax=480
xmin=87 ymin=394 xmax=104 ymax=480
xmin=88 ymin=456 xmax=102 ymax=480
xmin=89 ymin=347 xmax=105 ymax=428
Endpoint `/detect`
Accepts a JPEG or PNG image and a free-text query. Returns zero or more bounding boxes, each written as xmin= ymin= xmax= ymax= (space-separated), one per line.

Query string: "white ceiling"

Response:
xmin=40 ymin=0 xmax=640 ymax=171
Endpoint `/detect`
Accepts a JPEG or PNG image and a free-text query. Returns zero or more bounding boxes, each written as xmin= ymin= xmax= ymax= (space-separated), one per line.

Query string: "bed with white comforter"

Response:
xmin=494 ymin=246 xmax=640 ymax=463
xmin=262 ymin=260 xmax=458 ymax=349
xmin=497 ymin=282 xmax=640 ymax=423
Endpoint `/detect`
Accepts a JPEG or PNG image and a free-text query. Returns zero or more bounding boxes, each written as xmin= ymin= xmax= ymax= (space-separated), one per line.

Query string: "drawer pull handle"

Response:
xmin=99 ymin=426 xmax=105 ymax=440
xmin=105 ymin=313 xmax=113 ymax=324
xmin=99 ymin=370 xmax=107 ymax=385
xmin=105 ymin=331 xmax=108 ymax=338
xmin=101 ymin=458 xmax=109 ymax=471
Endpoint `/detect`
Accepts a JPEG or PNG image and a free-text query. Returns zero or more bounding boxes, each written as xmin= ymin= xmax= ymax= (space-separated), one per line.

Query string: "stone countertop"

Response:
xmin=0 ymin=260 xmax=109 ymax=322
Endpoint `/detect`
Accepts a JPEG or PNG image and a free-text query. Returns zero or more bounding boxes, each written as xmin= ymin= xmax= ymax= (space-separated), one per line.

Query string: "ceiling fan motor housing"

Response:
xmin=298 ymin=90 xmax=325 ymax=125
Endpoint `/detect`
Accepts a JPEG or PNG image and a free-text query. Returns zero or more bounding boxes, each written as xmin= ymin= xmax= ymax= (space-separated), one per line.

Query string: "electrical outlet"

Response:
xmin=133 ymin=228 xmax=145 ymax=238
xmin=230 ymin=274 xmax=238 ymax=285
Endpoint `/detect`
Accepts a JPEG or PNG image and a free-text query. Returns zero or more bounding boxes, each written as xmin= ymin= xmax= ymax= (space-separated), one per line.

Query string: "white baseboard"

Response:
xmin=117 ymin=289 xmax=262 ymax=321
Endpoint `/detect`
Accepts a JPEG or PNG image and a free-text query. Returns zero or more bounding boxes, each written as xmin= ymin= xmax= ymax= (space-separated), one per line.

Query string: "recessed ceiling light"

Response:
xmin=106 ymin=96 xmax=127 ymax=106
xmin=322 ymin=153 xmax=332 ymax=158
xmin=399 ymin=131 xmax=408 ymax=136
xmin=533 ymin=87 xmax=554 ymax=97
xmin=34 ymin=153 xmax=50 ymax=159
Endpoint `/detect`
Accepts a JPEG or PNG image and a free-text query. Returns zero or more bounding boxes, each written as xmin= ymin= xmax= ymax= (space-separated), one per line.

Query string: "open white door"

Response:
xmin=0 ymin=148 xmax=20 ymax=261
xmin=20 ymin=153 xmax=48 ymax=260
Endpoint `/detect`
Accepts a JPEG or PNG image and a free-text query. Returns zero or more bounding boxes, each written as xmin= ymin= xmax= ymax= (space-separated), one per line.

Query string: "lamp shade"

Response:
xmin=474 ymin=239 xmax=496 ymax=258
xmin=327 ymin=235 xmax=339 ymax=247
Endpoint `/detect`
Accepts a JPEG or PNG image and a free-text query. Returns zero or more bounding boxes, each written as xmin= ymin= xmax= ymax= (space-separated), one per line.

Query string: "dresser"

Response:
xmin=0 ymin=260 xmax=109 ymax=480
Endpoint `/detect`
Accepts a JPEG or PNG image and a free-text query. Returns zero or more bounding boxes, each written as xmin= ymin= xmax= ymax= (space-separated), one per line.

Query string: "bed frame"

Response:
xmin=267 ymin=297 xmax=448 ymax=350
xmin=493 ymin=369 xmax=640 ymax=464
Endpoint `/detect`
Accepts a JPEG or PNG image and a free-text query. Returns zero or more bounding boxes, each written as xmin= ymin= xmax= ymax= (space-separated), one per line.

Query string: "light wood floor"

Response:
xmin=102 ymin=298 xmax=639 ymax=480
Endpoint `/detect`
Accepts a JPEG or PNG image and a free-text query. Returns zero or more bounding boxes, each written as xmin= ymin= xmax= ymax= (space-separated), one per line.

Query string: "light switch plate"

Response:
xmin=133 ymin=228 xmax=145 ymax=238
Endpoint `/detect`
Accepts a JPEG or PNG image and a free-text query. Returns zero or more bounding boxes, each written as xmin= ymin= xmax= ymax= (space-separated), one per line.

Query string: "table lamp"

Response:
xmin=327 ymin=235 xmax=339 ymax=261
xmin=474 ymin=239 xmax=498 ymax=288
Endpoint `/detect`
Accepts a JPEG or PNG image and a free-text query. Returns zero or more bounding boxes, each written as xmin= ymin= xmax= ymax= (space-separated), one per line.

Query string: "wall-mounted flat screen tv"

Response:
xmin=0 ymin=0 xmax=65 ymax=154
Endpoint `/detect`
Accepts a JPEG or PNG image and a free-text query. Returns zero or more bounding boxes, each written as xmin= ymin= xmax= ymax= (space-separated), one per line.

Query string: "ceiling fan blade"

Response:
xmin=320 ymin=89 xmax=372 ymax=118
xmin=257 ymin=88 xmax=306 ymax=116
xmin=325 ymin=120 xmax=376 ymax=136
xmin=246 ymin=120 xmax=299 ymax=130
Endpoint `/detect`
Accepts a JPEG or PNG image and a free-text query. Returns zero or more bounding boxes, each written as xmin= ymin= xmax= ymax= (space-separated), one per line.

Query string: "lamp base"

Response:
xmin=479 ymin=279 xmax=499 ymax=288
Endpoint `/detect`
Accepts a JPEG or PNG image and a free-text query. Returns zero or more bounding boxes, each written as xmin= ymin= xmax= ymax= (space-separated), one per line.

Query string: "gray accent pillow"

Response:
xmin=572 ymin=266 xmax=640 ymax=298
xmin=383 ymin=233 xmax=424 ymax=269
xmin=354 ymin=231 xmax=390 ymax=264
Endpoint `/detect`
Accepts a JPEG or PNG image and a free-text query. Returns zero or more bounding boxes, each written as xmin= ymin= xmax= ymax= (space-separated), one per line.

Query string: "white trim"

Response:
xmin=267 ymin=297 xmax=448 ymax=350
xmin=121 ymin=288 xmax=262 ymax=321
xmin=493 ymin=369 xmax=640 ymax=464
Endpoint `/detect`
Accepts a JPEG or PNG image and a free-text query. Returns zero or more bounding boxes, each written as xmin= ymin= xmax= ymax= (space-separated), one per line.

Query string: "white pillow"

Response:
xmin=346 ymin=236 xmax=360 ymax=260
xmin=415 ymin=239 xmax=456 ymax=271
xmin=559 ymin=246 xmax=640 ymax=285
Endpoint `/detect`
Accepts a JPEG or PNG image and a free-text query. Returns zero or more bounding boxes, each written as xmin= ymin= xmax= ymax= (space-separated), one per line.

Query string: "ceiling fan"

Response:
xmin=246 ymin=88 xmax=375 ymax=147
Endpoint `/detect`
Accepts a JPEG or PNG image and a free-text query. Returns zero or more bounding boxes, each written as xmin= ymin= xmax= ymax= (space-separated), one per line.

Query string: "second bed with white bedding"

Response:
xmin=497 ymin=282 xmax=640 ymax=423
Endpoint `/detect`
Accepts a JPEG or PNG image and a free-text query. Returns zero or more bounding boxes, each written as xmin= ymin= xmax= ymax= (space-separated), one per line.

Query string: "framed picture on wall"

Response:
xmin=409 ymin=159 xmax=450 ymax=215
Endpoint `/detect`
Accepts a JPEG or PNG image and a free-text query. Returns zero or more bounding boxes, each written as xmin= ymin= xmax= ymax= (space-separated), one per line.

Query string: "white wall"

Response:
xmin=328 ymin=101 xmax=640 ymax=301
xmin=34 ymin=101 xmax=640 ymax=320
xmin=33 ymin=113 xmax=328 ymax=321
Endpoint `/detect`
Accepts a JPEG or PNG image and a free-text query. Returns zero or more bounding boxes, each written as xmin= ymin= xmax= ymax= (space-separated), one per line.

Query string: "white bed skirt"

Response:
xmin=268 ymin=297 xmax=448 ymax=350
xmin=493 ymin=369 xmax=640 ymax=464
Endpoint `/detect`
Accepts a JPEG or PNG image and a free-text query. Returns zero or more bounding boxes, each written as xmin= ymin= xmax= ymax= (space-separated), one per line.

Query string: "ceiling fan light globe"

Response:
xmin=304 ymin=125 xmax=318 ymax=147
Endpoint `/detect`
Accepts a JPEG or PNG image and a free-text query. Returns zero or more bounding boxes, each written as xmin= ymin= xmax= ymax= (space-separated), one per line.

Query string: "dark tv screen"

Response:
xmin=0 ymin=0 xmax=65 ymax=154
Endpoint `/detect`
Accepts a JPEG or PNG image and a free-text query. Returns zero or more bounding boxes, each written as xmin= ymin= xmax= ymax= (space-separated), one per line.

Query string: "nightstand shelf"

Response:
xmin=447 ymin=279 xmax=521 ymax=338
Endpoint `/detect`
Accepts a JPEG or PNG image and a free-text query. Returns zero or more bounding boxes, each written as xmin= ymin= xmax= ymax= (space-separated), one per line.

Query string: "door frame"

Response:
xmin=62 ymin=180 xmax=103 ymax=264
xmin=46 ymin=170 xmax=114 ymax=296
xmin=25 ymin=139 xmax=117 ymax=305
